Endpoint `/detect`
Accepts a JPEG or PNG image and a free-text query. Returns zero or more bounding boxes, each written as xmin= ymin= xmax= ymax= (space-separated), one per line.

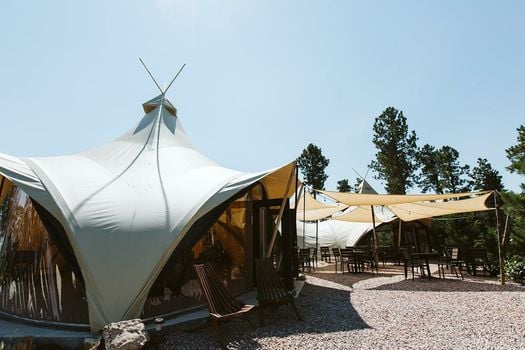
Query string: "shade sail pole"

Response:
xmin=494 ymin=191 xmax=506 ymax=285
xmin=398 ymin=219 xmax=402 ymax=247
xmin=266 ymin=164 xmax=295 ymax=258
xmin=315 ymin=220 xmax=319 ymax=257
xmin=303 ymin=184 xmax=306 ymax=249
xmin=370 ymin=205 xmax=379 ymax=270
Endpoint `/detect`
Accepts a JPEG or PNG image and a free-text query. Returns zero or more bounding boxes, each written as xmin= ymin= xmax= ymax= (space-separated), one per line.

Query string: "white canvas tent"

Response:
xmin=296 ymin=220 xmax=375 ymax=248
xmin=0 ymin=93 xmax=295 ymax=331
xmin=295 ymin=188 xmax=379 ymax=249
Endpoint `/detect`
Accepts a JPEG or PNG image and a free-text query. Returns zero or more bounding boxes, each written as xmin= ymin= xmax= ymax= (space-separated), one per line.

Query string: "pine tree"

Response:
xmin=296 ymin=143 xmax=330 ymax=191
xmin=502 ymin=125 xmax=525 ymax=259
xmin=369 ymin=107 xmax=418 ymax=194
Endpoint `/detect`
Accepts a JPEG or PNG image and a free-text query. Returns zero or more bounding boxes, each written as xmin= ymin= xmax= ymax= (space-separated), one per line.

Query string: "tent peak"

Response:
xmin=142 ymin=94 xmax=177 ymax=116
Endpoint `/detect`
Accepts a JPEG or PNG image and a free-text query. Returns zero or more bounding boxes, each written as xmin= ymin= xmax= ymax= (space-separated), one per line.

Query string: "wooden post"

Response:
xmin=266 ymin=164 xmax=295 ymax=258
xmin=398 ymin=219 xmax=402 ymax=247
xmin=315 ymin=220 xmax=319 ymax=253
xmin=370 ymin=206 xmax=379 ymax=269
xmin=412 ymin=223 xmax=420 ymax=252
xmin=302 ymin=184 xmax=306 ymax=249
xmin=494 ymin=191 xmax=506 ymax=285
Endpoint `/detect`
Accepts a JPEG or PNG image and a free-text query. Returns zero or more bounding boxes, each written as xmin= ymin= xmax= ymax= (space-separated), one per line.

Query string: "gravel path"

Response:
xmin=154 ymin=267 xmax=525 ymax=349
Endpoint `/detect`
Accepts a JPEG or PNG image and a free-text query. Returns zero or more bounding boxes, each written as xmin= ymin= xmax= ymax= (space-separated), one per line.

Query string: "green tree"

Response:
xmin=415 ymin=144 xmax=442 ymax=193
xmin=502 ymin=125 xmax=525 ymax=260
xmin=296 ymin=143 xmax=330 ymax=191
xmin=336 ymin=179 xmax=351 ymax=192
xmin=369 ymin=107 xmax=418 ymax=194
xmin=505 ymin=125 xmax=525 ymax=184
xmin=337 ymin=178 xmax=361 ymax=192
xmin=417 ymin=144 xmax=475 ymax=193
xmin=469 ymin=158 xmax=504 ymax=192
xmin=421 ymin=149 xmax=500 ymax=272
xmin=438 ymin=146 xmax=470 ymax=193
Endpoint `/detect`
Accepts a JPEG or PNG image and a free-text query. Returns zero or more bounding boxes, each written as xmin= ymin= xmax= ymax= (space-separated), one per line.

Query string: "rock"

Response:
xmin=11 ymin=337 xmax=35 ymax=350
xmin=83 ymin=337 xmax=101 ymax=350
xmin=102 ymin=319 xmax=149 ymax=350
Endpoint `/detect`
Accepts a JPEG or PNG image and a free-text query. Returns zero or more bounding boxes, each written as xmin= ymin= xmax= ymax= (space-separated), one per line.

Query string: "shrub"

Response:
xmin=505 ymin=256 xmax=525 ymax=283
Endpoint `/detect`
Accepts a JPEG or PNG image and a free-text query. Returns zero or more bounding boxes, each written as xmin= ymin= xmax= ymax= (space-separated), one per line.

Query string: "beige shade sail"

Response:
xmin=388 ymin=192 xmax=493 ymax=222
xmin=260 ymin=162 xmax=297 ymax=199
xmin=333 ymin=205 xmax=396 ymax=223
xmin=296 ymin=190 xmax=348 ymax=221
xmin=319 ymin=190 xmax=490 ymax=206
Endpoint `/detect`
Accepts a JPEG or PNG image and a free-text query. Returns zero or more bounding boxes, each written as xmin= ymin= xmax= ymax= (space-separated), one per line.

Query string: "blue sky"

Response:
xmin=0 ymin=1 xmax=523 ymax=192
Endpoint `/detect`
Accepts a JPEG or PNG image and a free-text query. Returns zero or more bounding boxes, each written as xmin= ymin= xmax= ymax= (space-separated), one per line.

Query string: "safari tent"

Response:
xmin=0 ymin=93 xmax=298 ymax=332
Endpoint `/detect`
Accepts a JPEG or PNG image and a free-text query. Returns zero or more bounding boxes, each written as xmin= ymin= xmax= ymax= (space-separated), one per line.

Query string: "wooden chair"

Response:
xmin=255 ymin=258 xmax=302 ymax=325
xmin=193 ymin=263 xmax=255 ymax=349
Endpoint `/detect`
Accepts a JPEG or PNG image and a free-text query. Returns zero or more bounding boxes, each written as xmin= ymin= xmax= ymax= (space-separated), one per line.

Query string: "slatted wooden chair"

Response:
xmin=193 ymin=263 xmax=256 ymax=349
xmin=255 ymin=258 xmax=302 ymax=325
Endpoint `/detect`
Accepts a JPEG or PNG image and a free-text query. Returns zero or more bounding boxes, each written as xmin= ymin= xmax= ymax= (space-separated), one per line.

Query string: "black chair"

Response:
xmin=320 ymin=246 xmax=331 ymax=263
xmin=358 ymin=248 xmax=379 ymax=274
xmin=438 ymin=248 xmax=465 ymax=279
xmin=463 ymin=248 xmax=488 ymax=276
xmin=311 ymin=247 xmax=318 ymax=269
xmin=298 ymin=248 xmax=312 ymax=272
xmin=340 ymin=248 xmax=358 ymax=274
xmin=400 ymin=248 xmax=426 ymax=280
xmin=332 ymin=247 xmax=342 ymax=273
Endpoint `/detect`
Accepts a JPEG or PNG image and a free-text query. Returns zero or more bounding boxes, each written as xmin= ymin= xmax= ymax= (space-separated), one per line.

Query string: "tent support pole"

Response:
xmin=494 ymin=191 xmax=506 ymax=285
xmin=370 ymin=206 xmax=379 ymax=270
xmin=266 ymin=164 xmax=295 ymax=258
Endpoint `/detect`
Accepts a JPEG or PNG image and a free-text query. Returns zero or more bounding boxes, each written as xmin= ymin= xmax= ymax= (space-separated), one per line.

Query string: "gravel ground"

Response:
xmin=152 ymin=266 xmax=525 ymax=349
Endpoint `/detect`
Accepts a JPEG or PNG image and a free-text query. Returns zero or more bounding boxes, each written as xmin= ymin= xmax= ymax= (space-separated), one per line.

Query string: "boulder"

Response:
xmin=11 ymin=337 xmax=35 ymax=350
xmin=102 ymin=319 xmax=149 ymax=350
